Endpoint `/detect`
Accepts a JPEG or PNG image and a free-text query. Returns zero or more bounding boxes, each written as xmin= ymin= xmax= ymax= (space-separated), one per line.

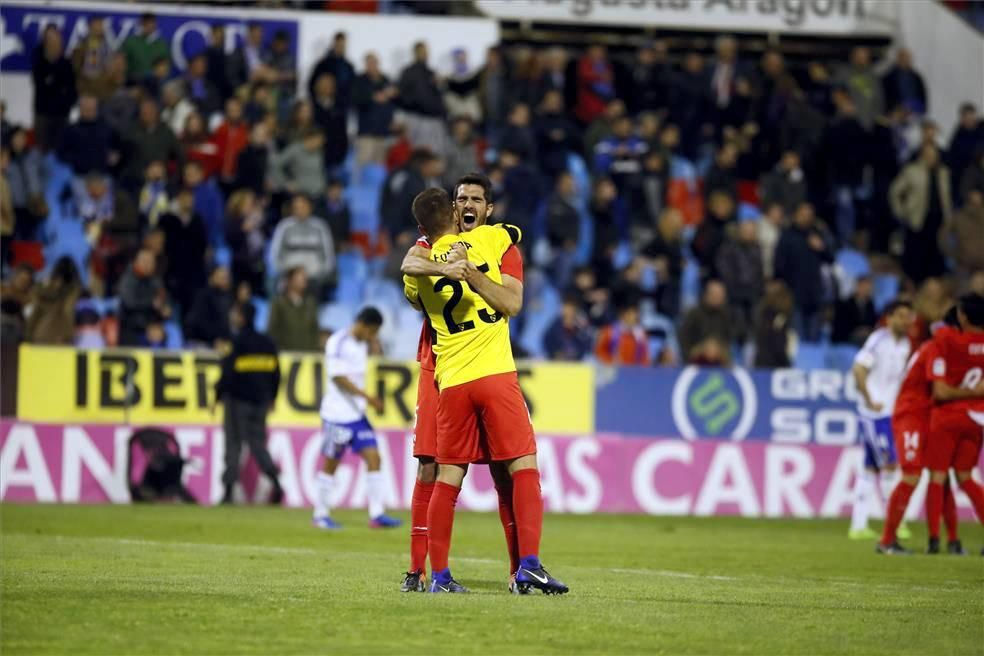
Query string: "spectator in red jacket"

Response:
xmin=594 ymin=296 xmax=650 ymax=366
xmin=575 ymin=45 xmax=614 ymax=126
xmin=210 ymin=97 xmax=249 ymax=187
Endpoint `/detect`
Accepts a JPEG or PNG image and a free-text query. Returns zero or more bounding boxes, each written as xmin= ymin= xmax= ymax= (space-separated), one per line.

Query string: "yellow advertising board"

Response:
xmin=17 ymin=345 xmax=594 ymax=434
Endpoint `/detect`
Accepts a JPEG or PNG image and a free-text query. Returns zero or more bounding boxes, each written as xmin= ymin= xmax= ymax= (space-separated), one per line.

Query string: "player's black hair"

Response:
xmin=356 ymin=306 xmax=384 ymax=328
xmin=882 ymin=299 xmax=913 ymax=317
xmin=454 ymin=172 xmax=493 ymax=204
xmin=958 ymin=293 xmax=984 ymax=328
xmin=412 ymin=187 xmax=454 ymax=237
xmin=942 ymin=305 xmax=960 ymax=327
xmin=237 ymin=301 xmax=256 ymax=328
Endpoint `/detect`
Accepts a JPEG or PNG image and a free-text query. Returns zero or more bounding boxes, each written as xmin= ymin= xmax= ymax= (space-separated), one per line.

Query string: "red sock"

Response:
xmin=880 ymin=481 xmax=915 ymax=546
xmin=959 ymin=478 xmax=984 ymax=524
xmin=942 ymin=483 xmax=959 ymax=542
xmin=511 ymin=469 xmax=543 ymax=561
xmin=494 ymin=481 xmax=520 ymax=574
xmin=426 ymin=482 xmax=460 ymax=573
xmin=409 ymin=480 xmax=434 ymax=573
xmin=925 ymin=481 xmax=944 ymax=539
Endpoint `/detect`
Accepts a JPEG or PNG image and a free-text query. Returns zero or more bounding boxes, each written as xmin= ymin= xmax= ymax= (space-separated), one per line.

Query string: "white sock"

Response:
xmin=314 ymin=472 xmax=334 ymax=519
xmin=366 ymin=470 xmax=385 ymax=519
xmin=851 ymin=470 xmax=876 ymax=531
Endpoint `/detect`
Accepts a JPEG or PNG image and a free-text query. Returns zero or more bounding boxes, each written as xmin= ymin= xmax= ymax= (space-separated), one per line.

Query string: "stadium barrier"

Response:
xmin=16 ymin=345 xmax=594 ymax=435
xmin=2 ymin=421 xmax=981 ymax=519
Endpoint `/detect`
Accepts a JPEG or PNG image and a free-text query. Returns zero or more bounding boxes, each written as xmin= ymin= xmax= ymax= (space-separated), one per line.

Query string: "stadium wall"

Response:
xmin=4 ymin=344 xmax=982 ymax=518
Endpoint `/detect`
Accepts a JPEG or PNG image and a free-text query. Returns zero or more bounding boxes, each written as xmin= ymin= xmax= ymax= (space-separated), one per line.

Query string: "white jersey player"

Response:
xmin=848 ymin=300 xmax=914 ymax=540
xmin=312 ymin=307 xmax=401 ymax=530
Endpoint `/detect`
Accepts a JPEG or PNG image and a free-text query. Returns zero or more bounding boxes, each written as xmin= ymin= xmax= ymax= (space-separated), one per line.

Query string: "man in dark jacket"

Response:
xmin=118 ymin=249 xmax=170 ymax=346
xmin=205 ymin=23 xmax=247 ymax=103
xmin=311 ymin=72 xmax=349 ymax=172
xmin=831 ymin=275 xmax=877 ymax=345
xmin=379 ymin=148 xmax=441 ymax=242
xmin=185 ymin=265 xmax=234 ymax=348
xmin=352 ymin=53 xmax=396 ymax=166
xmin=57 ymin=95 xmax=115 ymax=175
xmin=535 ymin=90 xmax=580 ymax=181
xmin=760 ymin=150 xmax=808 ymax=214
xmin=32 ymin=26 xmax=77 ymax=152
xmin=881 ymin=48 xmax=928 ymax=116
xmin=214 ymin=301 xmax=284 ymax=505
xmin=159 ymin=188 xmax=209 ymax=314
xmin=715 ymin=220 xmax=765 ymax=334
xmin=120 ymin=98 xmax=184 ymax=192
xmin=678 ymin=279 xmax=745 ymax=359
xmin=266 ymin=266 xmax=320 ymax=352
xmin=308 ymin=32 xmax=355 ymax=112
xmin=774 ymin=201 xmax=834 ymax=341
xmin=948 ymin=103 xmax=984 ymax=195
xmin=397 ymin=41 xmax=445 ymax=148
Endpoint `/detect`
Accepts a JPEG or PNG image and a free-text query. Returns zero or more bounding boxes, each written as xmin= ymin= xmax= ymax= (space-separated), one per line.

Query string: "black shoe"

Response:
xmin=947 ymin=540 xmax=966 ymax=555
xmin=269 ymin=484 xmax=284 ymax=505
xmin=515 ymin=558 xmax=569 ymax=595
xmin=401 ymin=569 xmax=426 ymax=593
xmin=927 ymin=537 xmax=940 ymax=554
xmin=875 ymin=541 xmax=912 ymax=555
xmin=221 ymin=486 xmax=234 ymax=505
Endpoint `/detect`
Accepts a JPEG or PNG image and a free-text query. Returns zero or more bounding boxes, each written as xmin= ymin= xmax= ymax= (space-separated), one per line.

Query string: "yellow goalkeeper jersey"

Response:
xmin=404 ymin=224 xmax=521 ymax=390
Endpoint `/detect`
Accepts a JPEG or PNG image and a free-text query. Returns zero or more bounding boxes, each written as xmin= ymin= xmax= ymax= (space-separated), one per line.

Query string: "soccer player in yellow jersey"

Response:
xmin=403 ymin=188 xmax=569 ymax=595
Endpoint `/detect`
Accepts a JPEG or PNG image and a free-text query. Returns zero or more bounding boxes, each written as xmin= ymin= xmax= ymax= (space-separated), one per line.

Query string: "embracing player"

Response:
xmin=878 ymin=308 xmax=962 ymax=554
xmin=925 ymin=294 xmax=984 ymax=554
xmin=398 ymin=174 xmax=525 ymax=592
xmin=849 ymin=301 xmax=914 ymax=540
xmin=404 ymin=187 xmax=568 ymax=594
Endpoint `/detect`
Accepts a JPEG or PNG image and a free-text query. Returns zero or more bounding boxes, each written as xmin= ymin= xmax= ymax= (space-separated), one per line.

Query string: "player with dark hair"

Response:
xmin=878 ymin=307 xmax=963 ymax=554
xmin=403 ymin=186 xmax=568 ymax=594
xmin=312 ymin=306 xmax=402 ymax=529
xmin=849 ymin=300 xmax=914 ymax=540
xmin=398 ymin=173 xmax=527 ymax=593
xmin=925 ymin=294 xmax=984 ymax=552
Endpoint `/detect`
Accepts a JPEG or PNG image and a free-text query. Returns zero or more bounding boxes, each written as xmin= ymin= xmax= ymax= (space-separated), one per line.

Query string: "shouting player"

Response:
xmin=878 ymin=308 xmax=963 ymax=555
xmin=849 ymin=300 xmax=914 ymax=540
xmin=925 ymin=294 xmax=984 ymax=554
xmin=398 ymin=174 xmax=526 ymax=593
xmin=312 ymin=307 xmax=402 ymax=530
xmin=405 ymin=187 xmax=569 ymax=594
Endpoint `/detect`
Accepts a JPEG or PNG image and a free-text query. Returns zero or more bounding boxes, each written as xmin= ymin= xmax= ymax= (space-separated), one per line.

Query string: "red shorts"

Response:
xmin=436 ymin=371 xmax=536 ymax=465
xmin=926 ymin=408 xmax=984 ymax=472
xmin=412 ymin=367 xmax=439 ymax=458
xmin=892 ymin=413 xmax=928 ymax=475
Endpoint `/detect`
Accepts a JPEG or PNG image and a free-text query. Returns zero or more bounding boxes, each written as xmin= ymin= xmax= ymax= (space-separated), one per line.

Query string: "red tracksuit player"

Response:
xmin=925 ymin=295 xmax=984 ymax=555
xmin=878 ymin=316 xmax=961 ymax=554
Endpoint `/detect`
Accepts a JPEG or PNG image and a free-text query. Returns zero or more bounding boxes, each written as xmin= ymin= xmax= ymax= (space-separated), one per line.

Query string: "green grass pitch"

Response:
xmin=1 ymin=503 xmax=982 ymax=655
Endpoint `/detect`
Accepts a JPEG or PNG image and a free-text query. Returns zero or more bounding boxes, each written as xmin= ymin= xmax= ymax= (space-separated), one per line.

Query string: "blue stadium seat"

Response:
xmin=357 ymin=163 xmax=388 ymax=191
xmin=872 ymin=274 xmax=900 ymax=312
xmin=566 ymin=153 xmax=592 ymax=210
xmin=335 ymin=251 xmax=368 ymax=305
xmin=252 ymin=297 xmax=269 ymax=331
xmin=795 ymin=342 xmax=828 ymax=371
xmin=164 ymin=320 xmax=184 ymax=349
xmin=680 ymin=257 xmax=701 ymax=311
xmin=213 ymin=246 xmax=232 ymax=269
xmin=319 ymin=302 xmax=357 ymax=332
xmin=518 ymin=272 xmax=561 ymax=358
xmin=826 ymin=344 xmax=860 ymax=371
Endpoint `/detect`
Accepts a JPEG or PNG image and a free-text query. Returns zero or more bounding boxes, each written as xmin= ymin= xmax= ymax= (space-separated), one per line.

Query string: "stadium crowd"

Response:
xmin=2 ymin=9 xmax=984 ymax=369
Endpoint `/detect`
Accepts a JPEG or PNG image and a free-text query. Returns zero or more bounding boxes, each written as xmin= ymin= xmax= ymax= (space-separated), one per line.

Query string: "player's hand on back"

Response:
xmin=442 ymin=259 xmax=473 ymax=281
xmin=446 ymin=243 xmax=468 ymax=263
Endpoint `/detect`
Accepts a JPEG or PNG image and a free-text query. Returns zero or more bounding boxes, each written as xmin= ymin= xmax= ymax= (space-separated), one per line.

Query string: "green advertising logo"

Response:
xmin=688 ymin=373 xmax=740 ymax=434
